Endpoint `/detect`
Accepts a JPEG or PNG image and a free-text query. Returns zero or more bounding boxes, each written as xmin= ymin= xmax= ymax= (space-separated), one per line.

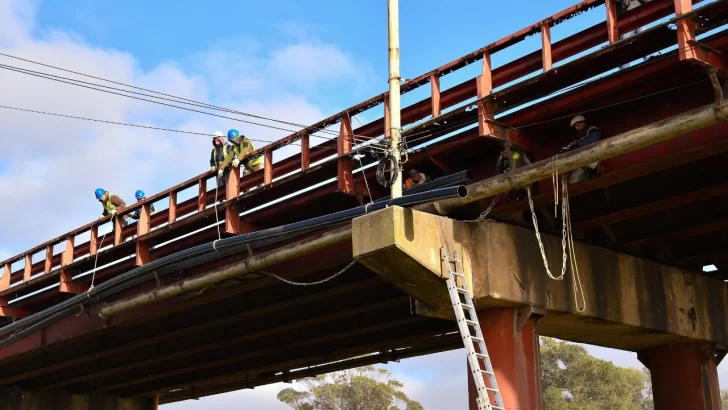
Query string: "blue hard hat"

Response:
xmin=95 ymin=188 xmax=105 ymax=200
xmin=135 ymin=190 xmax=146 ymax=200
xmin=227 ymin=129 xmax=240 ymax=139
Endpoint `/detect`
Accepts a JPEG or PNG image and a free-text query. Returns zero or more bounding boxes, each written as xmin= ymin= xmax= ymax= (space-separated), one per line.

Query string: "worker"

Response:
xmin=564 ymin=115 xmax=601 ymax=184
xmin=496 ymin=148 xmax=532 ymax=174
xmin=618 ymin=0 xmax=653 ymax=69
xmin=129 ymin=190 xmax=156 ymax=220
xmin=95 ymin=188 xmax=129 ymax=226
xmin=496 ymin=148 xmax=532 ymax=201
xmin=224 ymin=129 xmax=264 ymax=178
xmin=404 ymin=168 xmax=431 ymax=189
xmin=210 ymin=130 xmax=233 ymax=187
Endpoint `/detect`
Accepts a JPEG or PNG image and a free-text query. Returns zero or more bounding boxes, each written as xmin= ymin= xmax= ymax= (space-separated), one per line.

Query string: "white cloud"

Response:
xmin=0 ymin=0 xmax=365 ymax=255
xmin=270 ymin=43 xmax=359 ymax=89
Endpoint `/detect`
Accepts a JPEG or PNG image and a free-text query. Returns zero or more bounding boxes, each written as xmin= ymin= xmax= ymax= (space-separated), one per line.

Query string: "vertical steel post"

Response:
xmin=388 ymin=0 xmax=403 ymax=199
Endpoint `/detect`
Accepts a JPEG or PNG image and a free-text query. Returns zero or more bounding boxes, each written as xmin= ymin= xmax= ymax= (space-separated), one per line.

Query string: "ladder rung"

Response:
xmin=461 ymin=304 xmax=475 ymax=310
xmin=470 ymin=336 xmax=484 ymax=343
xmin=479 ymin=369 xmax=495 ymax=376
xmin=450 ymin=271 xmax=464 ymax=277
xmin=456 ymin=287 xmax=469 ymax=294
xmin=464 ymin=319 xmax=479 ymax=326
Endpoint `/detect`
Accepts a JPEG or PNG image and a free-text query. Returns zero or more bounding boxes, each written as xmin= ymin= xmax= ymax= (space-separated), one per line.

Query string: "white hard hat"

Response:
xmin=213 ymin=131 xmax=225 ymax=138
xmin=570 ymin=115 xmax=585 ymax=127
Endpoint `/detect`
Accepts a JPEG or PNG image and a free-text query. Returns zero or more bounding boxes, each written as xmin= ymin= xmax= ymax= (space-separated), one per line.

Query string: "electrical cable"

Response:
xmin=375 ymin=152 xmax=399 ymax=188
xmin=0 ymin=64 xmax=340 ymax=142
xmin=0 ymin=104 xmax=337 ymax=152
xmin=0 ymin=53 xmax=377 ymax=142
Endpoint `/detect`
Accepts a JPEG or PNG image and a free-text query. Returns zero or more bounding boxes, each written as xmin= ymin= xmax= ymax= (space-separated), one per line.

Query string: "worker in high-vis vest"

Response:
xmin=496 ymin=148 xmax=531 ymax=175
xmin=496 ymin=148 xmax=532 ymax=201
xmin=404 ymin=168 xmax=431 ymax=190
xmin=564 ymin=115 xmax=602 ymax=184
xmin=224 ymin=129 xmax=264 ymax=177
xmin=210 ymin=131 xmax=233 ymax=187
xmin=95 ymin=188 xmax=129 ymax=226
xmin=129 ymin=190 xmax=157 ymax=220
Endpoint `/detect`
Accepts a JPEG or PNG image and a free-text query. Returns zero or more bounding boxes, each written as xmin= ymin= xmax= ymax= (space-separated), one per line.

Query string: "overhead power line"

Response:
xmin=0 ymin=52 xmax=375 ymax=142
xmin=0 ymin=104 xmax=338 ymax=151
xmin=0 ymin=63 xmax=343 ymax=142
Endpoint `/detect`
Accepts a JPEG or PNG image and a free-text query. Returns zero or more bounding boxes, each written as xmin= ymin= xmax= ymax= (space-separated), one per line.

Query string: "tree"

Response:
xmin=540 ymin=338 xmax=652 ymax=410
xmin=277 ymin=365 xmax=424 ymax=410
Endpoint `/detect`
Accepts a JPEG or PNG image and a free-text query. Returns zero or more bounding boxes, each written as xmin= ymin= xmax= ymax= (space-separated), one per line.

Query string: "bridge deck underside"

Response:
xmin=0 ymin=244 xmax=459 ymax=403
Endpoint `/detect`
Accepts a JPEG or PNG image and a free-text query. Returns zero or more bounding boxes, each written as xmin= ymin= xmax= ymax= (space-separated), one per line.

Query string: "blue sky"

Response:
xmin=1 ymin=0 xmax=726 ymax=408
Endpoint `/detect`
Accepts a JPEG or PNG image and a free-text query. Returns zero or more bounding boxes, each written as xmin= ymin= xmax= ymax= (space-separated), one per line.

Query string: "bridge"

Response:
xmin=1 ymin=0 xmax=728 ymax=408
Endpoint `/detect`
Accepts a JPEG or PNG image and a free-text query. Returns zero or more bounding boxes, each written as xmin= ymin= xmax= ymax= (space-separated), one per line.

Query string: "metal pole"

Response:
xmin=388 ymin=0 xmax=403 ymax=198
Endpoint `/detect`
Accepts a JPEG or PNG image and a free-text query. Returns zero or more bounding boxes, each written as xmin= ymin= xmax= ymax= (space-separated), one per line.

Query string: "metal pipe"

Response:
xmin=402 ymin=170 xmax=473 ymax=196
xmin=100 ymin=226 xmax=353 ymax=317
xmin=416 ymin=102 xmax=728 ymax=215
xmin=388 ymin=0 xmax=403 ymax=199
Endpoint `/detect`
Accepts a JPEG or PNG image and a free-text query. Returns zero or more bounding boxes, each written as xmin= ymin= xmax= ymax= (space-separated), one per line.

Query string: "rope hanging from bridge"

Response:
xmin=526 ymin=155 xmax=586 ymax=313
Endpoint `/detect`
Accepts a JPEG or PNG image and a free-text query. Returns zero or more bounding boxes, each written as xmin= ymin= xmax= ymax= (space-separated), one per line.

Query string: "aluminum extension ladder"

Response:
xmin=442 ymin=248 xmax=504 ymax=410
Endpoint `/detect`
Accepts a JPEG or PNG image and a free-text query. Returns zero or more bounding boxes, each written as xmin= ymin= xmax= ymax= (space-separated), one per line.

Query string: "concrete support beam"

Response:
xmin=467 ymin=308 xmax=544 ymax=410
xmin=0 ymin=386 xmax=153 ymax=410
xmin=352 ymin=205 xmax=471 ymax=312
xmin=640 ymin=343 xmax=725 ymax=410
xmin=352 ymin=206 xmax=728 ymax=351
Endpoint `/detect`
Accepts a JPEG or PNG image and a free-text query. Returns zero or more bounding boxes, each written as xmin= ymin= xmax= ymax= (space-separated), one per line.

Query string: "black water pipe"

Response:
xmin=400 ymin=170 xmax=473 ymax=196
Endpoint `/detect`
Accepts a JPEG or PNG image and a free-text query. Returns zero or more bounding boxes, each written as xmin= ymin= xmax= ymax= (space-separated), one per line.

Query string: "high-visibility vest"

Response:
xmin=210 ymin=145 xmax=232 ymax=167
xmin=103 ymin=194 xmax=119 ymax=213
xmin=234 ymin=138 xmax=264 ymax=168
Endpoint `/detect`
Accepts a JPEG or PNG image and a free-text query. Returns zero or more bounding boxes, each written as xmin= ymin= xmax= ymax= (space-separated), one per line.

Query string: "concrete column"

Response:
xmin=467 ymin=307 xmax=544 ymax=410
xmin=640 ymin=343 xmax=725 ymax=410
xmin=0 ymin=386 xmax=154 ymax=410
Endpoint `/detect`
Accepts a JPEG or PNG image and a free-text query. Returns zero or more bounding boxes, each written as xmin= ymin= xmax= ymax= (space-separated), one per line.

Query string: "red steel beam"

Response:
xmin=575 ymin=184 xmax=728 ymax=232
xmin=0 ymin=265 xmax=9 ymax=292
xmin=337 ymin=114 xmax=354 ymax=194
xmin=136 ymin=204 xmax=152 ymax=267
xmin=675 ymin=0 xmax=698 ymax=60
xmin=541 ymin=23 xmax=553 ymax=71
xmin=44 ymin=245 xmax=53 ymax=274
xmin=264 ymin=150 xmax=273 ymax=185
xmin=606 ymin=0 xmax=619 ymax=43
xmin=23 ymin=254 xmax=31 ymax=283
xmin=59 ymin=236 xmax=86 ymax=294
xmin=198 ymin=177 xmax=207 ymax=213
xmin=168 ymin=191 xmax=177 ymax=225
xmin=625 ymin=218 xmax=728 ymax=249
xmin=226 ymin=167 xmax=241 ymax=235
xmin=431 ymin=74 xmax=441 ymax=117
xmin=90 ymin=225 xmax=99 ymax=256
xmin=301 ymin=134 xmax=310 ymax=171
xmin=0 ymin=298 xmax=28 ymax=319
